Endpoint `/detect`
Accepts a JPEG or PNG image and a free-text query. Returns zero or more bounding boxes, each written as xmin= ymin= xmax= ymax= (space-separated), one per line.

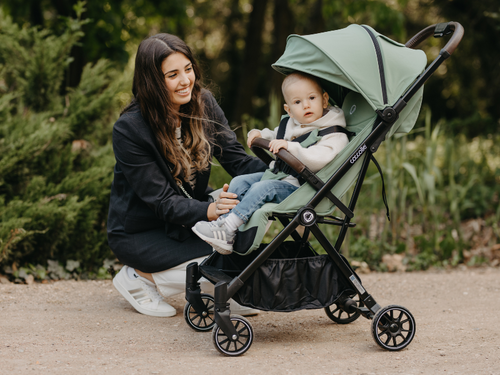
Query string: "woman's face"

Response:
xmin=161 ymin=52 xmax=196 ymax=111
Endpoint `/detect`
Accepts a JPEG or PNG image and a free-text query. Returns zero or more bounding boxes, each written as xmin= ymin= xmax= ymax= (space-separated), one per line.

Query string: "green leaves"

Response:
xmin=0 ymin=10 xmax=119 ymax=275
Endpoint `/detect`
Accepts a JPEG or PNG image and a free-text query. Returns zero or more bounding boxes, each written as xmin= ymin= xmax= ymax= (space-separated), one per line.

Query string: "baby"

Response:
xmin=192 ymin=72 xmax=349 ymax=254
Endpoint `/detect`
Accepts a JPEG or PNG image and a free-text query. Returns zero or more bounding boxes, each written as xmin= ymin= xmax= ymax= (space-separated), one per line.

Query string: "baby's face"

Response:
xmin=283 ymin=78 xmax=329 ymax=124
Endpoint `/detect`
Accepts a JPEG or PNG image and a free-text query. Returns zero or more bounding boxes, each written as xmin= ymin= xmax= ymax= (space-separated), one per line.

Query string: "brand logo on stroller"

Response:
xmin=303 ymin=211 xmax=315 ymax=223
xmin=350 ymin=145 xmax=367 ymax=164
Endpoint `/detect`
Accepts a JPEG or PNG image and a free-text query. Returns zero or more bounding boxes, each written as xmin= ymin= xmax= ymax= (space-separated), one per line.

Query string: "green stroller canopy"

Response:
xmin=272 ymin=24 xmax=427 ymax=110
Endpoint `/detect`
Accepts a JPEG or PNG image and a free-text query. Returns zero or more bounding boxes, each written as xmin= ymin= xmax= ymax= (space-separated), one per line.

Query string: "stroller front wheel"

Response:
xmin=325 ymin=296 xmax=361 ymax=324
xmin=371 ymin=305 xmax=416 ymax=351
xmin=212 ymin=314 xmax=254 ymax=356
xmin=184 ymin=293 xmax=216 ymax=331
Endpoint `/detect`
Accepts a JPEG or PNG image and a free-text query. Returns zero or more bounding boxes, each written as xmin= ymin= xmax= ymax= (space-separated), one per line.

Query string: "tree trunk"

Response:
xmin=270 ymin=0 xmax=294 ymax=111
xmin=232 ymin=0 xmax=270 ymax=138
xmin=304 ymin=0 xmax=325 ymax=35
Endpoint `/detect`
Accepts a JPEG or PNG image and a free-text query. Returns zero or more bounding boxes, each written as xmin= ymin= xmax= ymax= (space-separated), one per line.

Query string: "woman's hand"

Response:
xmin=207 ymin=183 xmax=240 ymax=221
xmin=247 ymin=130 xmax=262 ymax=148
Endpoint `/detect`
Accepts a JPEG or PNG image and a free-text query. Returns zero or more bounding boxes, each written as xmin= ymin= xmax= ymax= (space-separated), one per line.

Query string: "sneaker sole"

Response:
xmin=113 ymin=276 xmax=176 ymax=317
xmin=192 ymin=227 xmax=233 ymax=255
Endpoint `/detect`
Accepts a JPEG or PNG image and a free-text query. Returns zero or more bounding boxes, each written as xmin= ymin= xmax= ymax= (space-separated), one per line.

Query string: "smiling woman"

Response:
xmin=107 ymin=33 xmax=266 ymax=318
xmin=162 ymin=53 xmax=195 ymax=110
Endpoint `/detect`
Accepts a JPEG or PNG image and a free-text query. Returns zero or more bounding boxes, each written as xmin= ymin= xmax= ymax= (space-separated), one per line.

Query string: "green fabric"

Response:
xmin=272 ymin=24 xmax=427 ymax=111
xmin=261 ymin=169 xmax=288 ymax=181
xmin=300 ymin=128 xmax=322 ymax=147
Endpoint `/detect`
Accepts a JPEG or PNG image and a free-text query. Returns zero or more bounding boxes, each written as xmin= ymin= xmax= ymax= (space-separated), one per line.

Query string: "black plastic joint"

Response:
xmin=186 ymin=262 xmax=200 ymax=291
xmin=393 ymin=99 xmax=407 ymax=114
xmin=434 ymin=22 xmax=452 ymax=38
xmin=378 ymin=107 xmax=398 ymax=124
xmin=439 ymin=49 xmax=451 ymax=59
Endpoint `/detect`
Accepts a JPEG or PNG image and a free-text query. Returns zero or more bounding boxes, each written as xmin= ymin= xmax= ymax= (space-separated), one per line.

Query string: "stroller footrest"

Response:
xmin=199 ymin=265 xmax=234 ymax=285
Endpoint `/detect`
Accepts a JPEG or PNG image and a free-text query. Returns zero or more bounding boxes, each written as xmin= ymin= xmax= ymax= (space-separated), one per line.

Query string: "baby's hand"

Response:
xmin=269 ymin=139 xmax=288 ymax=154
xmin=247 ymin=130 xmax=262 ymax=148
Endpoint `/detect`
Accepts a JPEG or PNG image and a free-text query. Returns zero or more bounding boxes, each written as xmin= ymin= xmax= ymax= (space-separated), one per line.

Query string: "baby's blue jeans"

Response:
xmin=226 ymin=172 xmax=298 ymax=223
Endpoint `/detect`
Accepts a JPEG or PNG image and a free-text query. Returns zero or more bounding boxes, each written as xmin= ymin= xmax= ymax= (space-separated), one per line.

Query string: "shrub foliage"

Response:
xmin=0 ymin=6 xmax=121 ymax=273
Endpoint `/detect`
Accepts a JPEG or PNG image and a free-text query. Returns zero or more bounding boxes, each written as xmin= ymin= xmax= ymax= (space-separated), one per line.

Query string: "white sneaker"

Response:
xmin=230 ymin=299 xmax=260 ymax=316
xmin=113 ymin=266 xmax=176 ymax=317
xmin=192 ymin=217 xmax=235 ymax=255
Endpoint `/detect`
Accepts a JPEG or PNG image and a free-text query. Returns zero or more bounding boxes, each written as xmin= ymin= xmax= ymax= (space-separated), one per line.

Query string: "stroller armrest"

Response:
xmin=250 ymin=138 xmax=275 ymax=166
xmin=250 ymin=137 xmax=307 ymax=175
xmin=251 ymin=137 xmax=354 ymax=218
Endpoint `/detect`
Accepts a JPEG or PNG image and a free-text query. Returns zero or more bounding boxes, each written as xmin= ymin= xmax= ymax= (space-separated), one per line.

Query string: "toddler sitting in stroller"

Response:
xmin=192 ymin=72 xmax=350 ymax=255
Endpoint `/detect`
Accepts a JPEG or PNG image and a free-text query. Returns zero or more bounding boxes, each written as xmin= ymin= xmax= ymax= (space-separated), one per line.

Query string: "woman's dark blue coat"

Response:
xmin=107 ymin=91 xmax=266 ymax=273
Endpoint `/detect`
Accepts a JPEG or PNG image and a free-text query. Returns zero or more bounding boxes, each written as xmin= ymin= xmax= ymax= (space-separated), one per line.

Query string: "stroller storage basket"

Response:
xmin=200 ymin=241 xmax=355 ymax=312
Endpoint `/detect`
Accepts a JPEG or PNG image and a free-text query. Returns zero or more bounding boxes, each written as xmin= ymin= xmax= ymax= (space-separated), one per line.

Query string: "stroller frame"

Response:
xmin=184 ymin=22 xmax=464 ymax=356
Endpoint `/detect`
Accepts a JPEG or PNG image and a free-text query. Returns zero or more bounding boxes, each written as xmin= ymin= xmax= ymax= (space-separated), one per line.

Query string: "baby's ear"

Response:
xmin=284 ymin=104 xmax=292 ymax=117
xmin=322 ymin=92 xmax=330 ymax=108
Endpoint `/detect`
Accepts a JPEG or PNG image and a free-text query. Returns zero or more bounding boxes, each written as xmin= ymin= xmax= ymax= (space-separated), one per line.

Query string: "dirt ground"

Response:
xmin=1 ymin=267 xmax=499 ymax=375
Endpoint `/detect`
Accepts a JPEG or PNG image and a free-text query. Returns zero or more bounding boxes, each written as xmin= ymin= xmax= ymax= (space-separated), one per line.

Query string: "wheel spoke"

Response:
xmin=394 ymin=310 xmax=402 ymax=322
xmin=378 ymin=324 xmax=389 ymax=334
xmin=378 ymin=329 xmax=389 ymax=339
xmin=384 ymin=335 xmax=392 ymax=345
xmin=331 ymin=306 xmax=340 ymax=315
xmin=392 ymin=337 xmax=397 ymax=347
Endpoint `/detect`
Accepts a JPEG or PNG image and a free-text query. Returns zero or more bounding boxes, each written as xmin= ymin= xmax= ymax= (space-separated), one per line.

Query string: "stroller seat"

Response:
xmin=234 ymin=87 xmax=424 ymax=256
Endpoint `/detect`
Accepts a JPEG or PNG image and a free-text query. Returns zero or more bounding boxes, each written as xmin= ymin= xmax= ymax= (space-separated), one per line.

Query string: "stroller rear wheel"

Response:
xmin=184 ymin=293 xmax=215 ymax=331
xmin=212 ymin=314 xmax=253 ymax=356
xmin=371 ymin=305 xmax=416 ymax=351
xmin=325 ymin=296 xmax=361 ymax=324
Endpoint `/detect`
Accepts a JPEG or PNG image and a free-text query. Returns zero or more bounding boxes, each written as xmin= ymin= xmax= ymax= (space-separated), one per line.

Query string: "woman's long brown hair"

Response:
xmin=123 ymin=33 xmax=211 ymax=183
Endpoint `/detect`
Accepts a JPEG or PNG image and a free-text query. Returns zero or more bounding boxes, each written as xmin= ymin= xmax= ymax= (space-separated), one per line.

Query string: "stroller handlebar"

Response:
xmin=405 ymin=21 xmax=464 ymax=56
xmin=250 ymin=137 xmax=306 ymax=175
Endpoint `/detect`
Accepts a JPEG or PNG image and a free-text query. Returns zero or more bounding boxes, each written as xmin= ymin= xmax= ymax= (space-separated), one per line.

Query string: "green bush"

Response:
xmin=0 ymin=5 xmax=123 ymax=274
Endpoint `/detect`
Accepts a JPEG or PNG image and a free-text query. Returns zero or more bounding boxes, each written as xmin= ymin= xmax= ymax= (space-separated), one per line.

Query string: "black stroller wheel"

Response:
xmin=212 ymin=314 xmax=253 ymax=356
xmin=324 ymin=296 xmax=361 ymax=324
xmin=371 ymin=305 xmax=416 ymax=351
xmin=183 ymin=293 xmax=215 ymax=332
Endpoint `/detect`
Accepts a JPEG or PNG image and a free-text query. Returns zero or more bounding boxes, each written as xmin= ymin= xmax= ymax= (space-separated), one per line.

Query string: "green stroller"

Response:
xmin=184 ymin=22 xmax=464 ymax=356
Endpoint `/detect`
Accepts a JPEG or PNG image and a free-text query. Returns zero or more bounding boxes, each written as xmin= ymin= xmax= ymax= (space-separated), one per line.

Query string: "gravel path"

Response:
xmin=1 ymin=267 xmax=499 ymax=374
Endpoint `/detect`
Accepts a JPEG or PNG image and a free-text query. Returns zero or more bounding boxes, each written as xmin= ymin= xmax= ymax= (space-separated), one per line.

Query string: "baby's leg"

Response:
xmin=231 ymin=179 xmax=298 ymax=223
xmin=227 ymin=172 xmax=265 ymax=201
